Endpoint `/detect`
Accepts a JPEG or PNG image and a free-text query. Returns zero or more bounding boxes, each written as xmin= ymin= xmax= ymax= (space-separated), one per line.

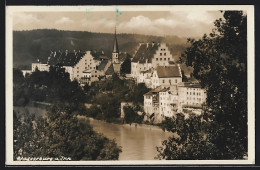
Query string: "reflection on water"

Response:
xmin=88 ymin=119 xmax=173 ymax=160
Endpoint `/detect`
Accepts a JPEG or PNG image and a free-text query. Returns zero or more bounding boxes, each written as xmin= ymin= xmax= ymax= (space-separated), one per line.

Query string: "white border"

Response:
xmin=6 ymin=5 xmax=255 ymax=165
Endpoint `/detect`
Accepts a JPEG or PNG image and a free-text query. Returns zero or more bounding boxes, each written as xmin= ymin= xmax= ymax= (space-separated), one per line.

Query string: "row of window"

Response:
xmin=162 ymin=79 xmax=178 ymax=84
xmin=156 ymin=57 xmax=170 ymax=61
xmin=187 ymin=97 xmax=202 ymax=101
xmin=187 ymin=92 xmax=201 ymax=96
xmin=160 ymin=53 xmax=167 ymax=56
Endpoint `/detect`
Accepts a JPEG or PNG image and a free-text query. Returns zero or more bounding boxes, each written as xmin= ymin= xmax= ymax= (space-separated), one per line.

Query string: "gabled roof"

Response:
xmin=105 ymin=64 xmax=114 ymax=75
xmin=91 ymin=50 xmax=107 ymax=60
xmin=48 ymin=51 xmax=86 ymax=67
xmin=118 ymin=53 xmax=130 ymax=62
xmin=132 ymin=43 xmax=160 ymax=63
xmin=156 ymin=65 xmax=181 ymax=78
xmin=97 ymin=60 xmax=108 ymax=71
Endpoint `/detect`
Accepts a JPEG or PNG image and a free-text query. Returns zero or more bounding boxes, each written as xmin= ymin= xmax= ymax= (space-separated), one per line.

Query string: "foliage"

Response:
xmin=13 ymin=105 xmax=122 ymax=160
xmin=159 ymin=11 xmax=248 ymax=159
xmin=157 ymin=113 xmax=218 ymax=160
xmin=85 ymin=76 xmax=149 ymax=123
xmin=13 ymin=65 xmax=87 ymax=106
xmin=123 ymin=106 xmax=144 ymax=124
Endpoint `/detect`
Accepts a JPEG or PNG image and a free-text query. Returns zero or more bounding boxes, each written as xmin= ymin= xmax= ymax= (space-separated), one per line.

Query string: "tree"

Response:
xmin=157 ymin=113 xmax=218 ymax=160
xmin=120 ymin=55 xmax=131 ymax=75
xmin=159 ymin=11 xmax=247 ymax=159
xmin=13 ymin=104 xmax=122 ymax=160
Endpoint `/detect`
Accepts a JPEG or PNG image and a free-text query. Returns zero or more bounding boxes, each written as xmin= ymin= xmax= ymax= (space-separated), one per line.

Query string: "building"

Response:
xmin=151 ymin=65 xmax=182 ymax=89
xmin=131 ymin=43 xmax=176 ymax=81
xmin=31 ymin=28 xmax=131 ymax=85
xmin=177 ymin=82 xmax=207 ymax=112
xmin=143 ymin=82 xmax=207 ymax=123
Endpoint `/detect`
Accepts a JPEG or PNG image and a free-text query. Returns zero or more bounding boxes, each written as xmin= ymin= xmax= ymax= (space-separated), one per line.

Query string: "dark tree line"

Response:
xmin=157 ymin=11 xmax=248 ymax=159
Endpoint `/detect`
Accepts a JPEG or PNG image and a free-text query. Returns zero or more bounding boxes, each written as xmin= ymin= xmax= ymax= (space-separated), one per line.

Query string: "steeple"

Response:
xmin=113 ymin=27 xmax=119 ymax=53
xmin=112 ymin=27 xmax=119 ymax=64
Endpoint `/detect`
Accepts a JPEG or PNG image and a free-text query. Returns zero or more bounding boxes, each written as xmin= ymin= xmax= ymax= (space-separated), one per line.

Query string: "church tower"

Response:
xmin=112 ymin=27 xmax=119 ymax=64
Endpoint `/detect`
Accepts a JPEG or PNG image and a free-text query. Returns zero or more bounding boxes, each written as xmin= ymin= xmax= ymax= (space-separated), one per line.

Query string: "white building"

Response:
xmin=177 ymin=82 xmax=207 ymax=112
xmin=131 ymin=43 xmax=175 ymax=80
xmin=143 ymin=82 xmax=207 ymax=123
xmin=151 ymin=65 xmax=182 ymax=89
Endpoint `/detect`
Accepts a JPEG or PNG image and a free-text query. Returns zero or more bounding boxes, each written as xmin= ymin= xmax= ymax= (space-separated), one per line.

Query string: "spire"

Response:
xmin=113 ymin=27 xmax=119 ymax=53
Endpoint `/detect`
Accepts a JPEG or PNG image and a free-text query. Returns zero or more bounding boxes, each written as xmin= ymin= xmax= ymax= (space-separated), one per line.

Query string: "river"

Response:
xmin=88 ymin=118 xmax=174 ymax=160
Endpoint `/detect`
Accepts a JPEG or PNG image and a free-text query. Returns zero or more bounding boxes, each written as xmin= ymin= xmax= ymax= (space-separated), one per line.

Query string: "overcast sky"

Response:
xmin=13 ymin=9 xmax=223 ymax=37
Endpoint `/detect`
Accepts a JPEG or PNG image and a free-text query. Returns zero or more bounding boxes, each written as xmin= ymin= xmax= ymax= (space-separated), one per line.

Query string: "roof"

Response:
xmin=118 ymin=53 xmax=130 ymax=62
xmin=132 ymin=43 xmax=160 ymax=63
xmin=48 ymin=51 xmax=86 ymax=67
xmin=97 ymin=60 xmax=108 ymax=71
xmin=91 ymin=50 xmax=107 ymax=60
xmin=178 ymin=82 xmax=202 ymax=88
xmin=105 ymin=64 xmax=114 ymax=75
xmin=113 ymin=29 xmax=119 ymax=53
xmin=144 ymin=86 xmax=169 ymax=96
xmin=156 ymin=65 xmax=181 ymax=78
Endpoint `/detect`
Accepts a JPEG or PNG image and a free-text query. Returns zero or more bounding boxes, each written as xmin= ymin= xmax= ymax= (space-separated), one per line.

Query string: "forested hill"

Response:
xmin=13 ymin=29 xmax=188 ymax=69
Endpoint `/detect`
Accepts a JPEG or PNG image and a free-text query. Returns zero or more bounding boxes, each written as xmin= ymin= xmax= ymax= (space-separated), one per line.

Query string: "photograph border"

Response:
xmin=5 ymin=4 xmax=255 ymax=166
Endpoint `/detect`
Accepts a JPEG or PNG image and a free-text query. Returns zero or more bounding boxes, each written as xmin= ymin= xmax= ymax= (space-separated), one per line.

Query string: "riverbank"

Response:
xmin=77 ymin=116 xmax=170 ymax=133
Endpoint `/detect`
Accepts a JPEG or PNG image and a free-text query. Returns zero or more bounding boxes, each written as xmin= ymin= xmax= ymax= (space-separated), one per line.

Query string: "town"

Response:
xmin=23 ymin=28 xmax=207 ymax=123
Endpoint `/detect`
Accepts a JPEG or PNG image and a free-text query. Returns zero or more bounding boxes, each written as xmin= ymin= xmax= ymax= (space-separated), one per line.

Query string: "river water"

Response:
xmin=88 ymin=118 xmax=174 ymax=160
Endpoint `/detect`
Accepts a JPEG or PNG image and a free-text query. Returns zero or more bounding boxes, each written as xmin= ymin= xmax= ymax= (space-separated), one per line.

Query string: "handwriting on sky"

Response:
xmin=115 ymin=8 xmax=122 ymax=24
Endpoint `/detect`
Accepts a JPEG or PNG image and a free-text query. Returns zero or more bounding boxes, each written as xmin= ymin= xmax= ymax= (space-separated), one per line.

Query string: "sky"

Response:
xmin=12 ymin=9 xmax=223 ymax=38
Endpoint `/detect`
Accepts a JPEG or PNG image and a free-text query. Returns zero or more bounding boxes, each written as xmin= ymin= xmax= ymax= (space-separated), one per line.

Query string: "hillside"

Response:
xmin=13 ymin=29 xmax=191 ymax=75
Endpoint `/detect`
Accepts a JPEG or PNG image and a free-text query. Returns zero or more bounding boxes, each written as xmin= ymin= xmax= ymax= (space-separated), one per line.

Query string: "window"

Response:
xmin=85 ymin=67 xmax=87 ymax=69
xmin=95 ymin=71 xmax=97 ymax=73
xmin=95 ymin=75 xmax=97 ymax=77
xmin=93 ymin=67 xmax=95 ymax=69
xmin=77 ymin=71 xmax=79 ymax=73
xmin=164 ymin=58 xmax=166 ymax=61
xmin=193 ymin=92 xmax=195 ymax=95
xmin=169 ymin=79 xmax=171 ymax=84
xmin=77 ymin=67 xmax=79 ymax=69
xmin=164 ymin=53 xmax=166 ymax=56
xmin=156 ymin=58 xmax=158 ymax=61
xmin=90 ymin=67 xmax=92 ymax=69
xmin=168 ymin=58 xmax=170 ymax=60
xmin=162 ymin=80 xmax=165 ymax=83
xmin=160 ymin=53 xmax=162 ymax=56
xmin=187 ymin=92 xmax=188 ymax=95
xmin=77 ymin=75 xmax=79 ymax=77
xmin=175 ymin=79 xmax=177 ymax=83
xmin=160 ymin=58 xmax=162 ymax=61
xmin=91 ymin=75 xmax=94 ymax=77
